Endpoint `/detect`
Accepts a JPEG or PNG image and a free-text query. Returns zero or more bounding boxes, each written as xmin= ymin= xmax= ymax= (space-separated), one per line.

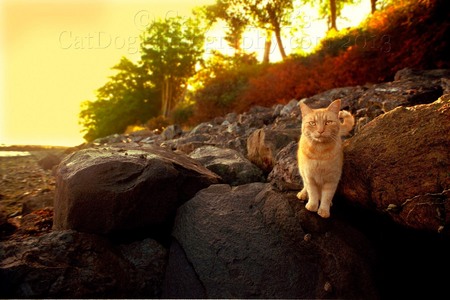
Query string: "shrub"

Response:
xmin=146 ymin=115 xmax=170 ymax=132
xmin=170 ymin=101 xmax=195 ymax=126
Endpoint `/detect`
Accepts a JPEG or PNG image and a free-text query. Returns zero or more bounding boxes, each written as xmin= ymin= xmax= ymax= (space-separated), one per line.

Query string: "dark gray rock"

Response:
xmin=189 ymin=122 xmax=214 ymax=135
xmin=53 ymin=145 xmax=220 ymax=235
xmin=162 ymin=239 xmax=206 ymax=298
xmin=268 ymin=141 xmax=302 ymax=191
xmin=0 ymin=207 xmax=7 ymax=228
xmin=339 ymin=96 xmax=450 ymax=234
xmin=37 ymin=153 xmax=62 ymax=171
xmin=357 ymin=68 xmax=450 ymax=117
xmin=442 ymin=78 xmax=450 ymax=94
xmin=0 ymin=230 xmax=167 ymax=298
xmin=161 ymin=124 xmax=183 ymax=141
xmin=279 ymin=99 xmax=299 ymax=117
xmin=224 ymin=112 xmax=238 ymax=123
xmin=393 ymin=68 xmax=450 ymax=82
xmin=302 ymin=86 xmax=367 ymax=110
xmin=357 ymin=79 xmax=443 ymax=113
xmin=161 ymin=133 xmax=211 ymax=153
xmin=21 ymin=191 xmax=54 ymax=215
xmin=189 ymin=146 xmax=264 ymax=186
xmin=247 ymin=128 xmax=299 ymax=173
xmin=117 ymin=238 xmax=168 ymax=296
xmin=168 ymin=183 xmax=378 ymax=299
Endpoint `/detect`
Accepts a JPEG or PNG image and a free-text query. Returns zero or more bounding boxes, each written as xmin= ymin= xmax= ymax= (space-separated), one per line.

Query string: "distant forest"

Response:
xmin=79 ymin=0 xmax=450 ymax=142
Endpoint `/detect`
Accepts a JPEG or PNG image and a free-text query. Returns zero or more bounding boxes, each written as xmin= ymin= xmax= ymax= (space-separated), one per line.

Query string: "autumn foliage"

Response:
xmin=190 ymin=0 xmax=450 ymax=121
xmin=80 ymin=0 xmax=449 ymax=140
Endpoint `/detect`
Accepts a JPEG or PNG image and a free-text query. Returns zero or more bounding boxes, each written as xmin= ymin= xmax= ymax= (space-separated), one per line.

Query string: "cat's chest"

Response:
xmin=300 ymin=153 xmax=343 ymax=174
xmin=302 ymin=159 xmax=342 ymax=184
xmin=307 ymin=159 xmax=335 ymax=172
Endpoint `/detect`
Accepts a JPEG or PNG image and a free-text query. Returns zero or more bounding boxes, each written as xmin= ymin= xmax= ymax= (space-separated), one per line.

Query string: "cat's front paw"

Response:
xmin=317 ymin=207 xmax=330 ymax=218
xmin=297 ymin=189 xmax=308 ymax=201
xmin=305 ymin=201 xmax=319 ymax=212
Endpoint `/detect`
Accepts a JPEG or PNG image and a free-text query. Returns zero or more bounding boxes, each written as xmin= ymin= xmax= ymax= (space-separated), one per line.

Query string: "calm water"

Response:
xmin=0 ymin=151 xmax=31 ymax=157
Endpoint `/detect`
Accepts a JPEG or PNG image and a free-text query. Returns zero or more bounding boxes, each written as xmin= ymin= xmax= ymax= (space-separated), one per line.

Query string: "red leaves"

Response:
xmin=231 ymin=0 xmax=449 ymax=113
xmin=187 ymin=0 xmax=449 ymax=122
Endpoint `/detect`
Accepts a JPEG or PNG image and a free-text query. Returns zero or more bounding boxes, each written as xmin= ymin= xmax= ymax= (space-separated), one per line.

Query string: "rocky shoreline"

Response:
xmin=1 ymin=68 xmax=450 ymax=298
xmin=0 ymin=148 xmax=65 ymax=238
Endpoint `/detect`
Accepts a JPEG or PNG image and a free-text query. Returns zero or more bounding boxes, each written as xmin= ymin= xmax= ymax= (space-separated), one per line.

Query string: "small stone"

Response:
xmin=324 ymin=281 xmax=332 ymax=292
xmin=303 ymin=233 xmax=312 ymax=242
xmin=386 ymin=204 xmax=398 ymax=211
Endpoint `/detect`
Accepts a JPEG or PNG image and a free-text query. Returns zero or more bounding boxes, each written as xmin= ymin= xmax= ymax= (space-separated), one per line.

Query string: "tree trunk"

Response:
xmin=232 ymin=33 xmax=242 ymax=55
xmin=161 ymin=80 xmax=166 ymax=118
xmin=263 ymin=30 xmax=272 ymax=64
xmin=167 ymin=77 xmax=173 ymax=118
xmin=371 ymin=0 xmax=377 ymax=13
xmin=330 ymin=0 xmax=337 ymax=31
xmin=274 ymin=25 xmax=287 ymax=60
xmin=161 ymin=77 xmax=170 ymax=118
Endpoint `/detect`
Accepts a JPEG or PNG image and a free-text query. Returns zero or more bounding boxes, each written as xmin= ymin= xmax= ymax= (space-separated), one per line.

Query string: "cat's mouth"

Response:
xmin=312 ymin=134 xmax=332 ymax=142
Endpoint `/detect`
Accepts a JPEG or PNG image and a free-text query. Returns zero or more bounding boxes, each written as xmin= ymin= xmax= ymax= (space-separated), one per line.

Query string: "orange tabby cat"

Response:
xmin=297 ymin=99 xmax=354 ymax=218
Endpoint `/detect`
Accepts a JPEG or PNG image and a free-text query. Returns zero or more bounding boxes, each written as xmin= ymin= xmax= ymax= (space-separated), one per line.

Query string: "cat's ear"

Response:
xmin=299 ymin=101 xmax=314 ymax=117
xmin=327 ymin=99 xmax=341 ymax=115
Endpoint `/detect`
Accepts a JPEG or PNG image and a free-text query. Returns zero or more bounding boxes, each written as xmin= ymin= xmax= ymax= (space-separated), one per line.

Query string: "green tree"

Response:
xmin=140 ymin=15 xmax=206 ymax=118
xmin=206 ymin=0 xmax=294 ymax=63
xmin=79 ymin=57 xmax=159 ymax=142
xmin=244 ymin=0 xmax=294 ymax=61
xmin=205 ymin=0 xmax=250 ymax=53
xmin=236 ymin=0 xmax=294 ymax=63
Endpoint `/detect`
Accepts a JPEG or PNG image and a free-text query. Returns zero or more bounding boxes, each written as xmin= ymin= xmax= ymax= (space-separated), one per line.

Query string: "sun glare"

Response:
xmin=1 ymin=0 xmax=371 ymax=147
xmin=205 ymin=1 xmax=371 ymax=61
xmin=1 ymin=0 xmax=215 ymax=147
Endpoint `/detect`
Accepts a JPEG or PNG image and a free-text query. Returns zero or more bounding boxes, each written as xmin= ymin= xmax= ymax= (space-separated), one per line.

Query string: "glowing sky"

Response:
xmin=0 ymin=0 xmax=370 ymax=147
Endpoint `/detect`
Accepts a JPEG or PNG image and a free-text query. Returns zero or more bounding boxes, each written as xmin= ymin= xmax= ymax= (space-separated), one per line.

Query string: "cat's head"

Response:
xmin=300 ymin=99 xmax=341 ymax=143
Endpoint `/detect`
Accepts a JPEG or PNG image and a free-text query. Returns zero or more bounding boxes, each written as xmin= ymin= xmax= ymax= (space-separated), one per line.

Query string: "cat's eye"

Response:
xmin=308 ymin=121 xmax=316 ymax=126
xmin=325 ymin=120 xmax=334 ymax=125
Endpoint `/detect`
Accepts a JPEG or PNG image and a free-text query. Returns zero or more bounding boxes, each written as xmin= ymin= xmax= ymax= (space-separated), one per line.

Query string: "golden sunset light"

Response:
xmin=1 ymin=0 xmax=216 ymax=147
xmin=2 ymin=1 xmax=449 ymax=297
xmin=1 ymin=0 xmax=370 ymax=147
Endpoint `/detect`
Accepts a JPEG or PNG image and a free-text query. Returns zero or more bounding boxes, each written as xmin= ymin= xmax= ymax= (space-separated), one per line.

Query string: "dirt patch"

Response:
xmin=0 ymin=147 xmax=66 ymax=240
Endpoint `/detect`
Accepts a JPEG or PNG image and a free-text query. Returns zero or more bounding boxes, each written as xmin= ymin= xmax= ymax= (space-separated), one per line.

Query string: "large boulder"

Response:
xmin=166 ymin=183 xmax=378 ymax=299
xmin=338 ymin=96 xmax=450 ymax=234
xmin=53 ymin=145 xmax=220 ymax=235
xmin=189 ymin=146 xmax=265 ymax=186
xmin=0 ymin=230 xmax=167 ymax=298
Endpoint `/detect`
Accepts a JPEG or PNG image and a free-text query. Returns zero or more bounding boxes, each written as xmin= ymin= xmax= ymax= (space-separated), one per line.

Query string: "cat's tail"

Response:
xmin=339 ymin=110 xmax=355 ymax=136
